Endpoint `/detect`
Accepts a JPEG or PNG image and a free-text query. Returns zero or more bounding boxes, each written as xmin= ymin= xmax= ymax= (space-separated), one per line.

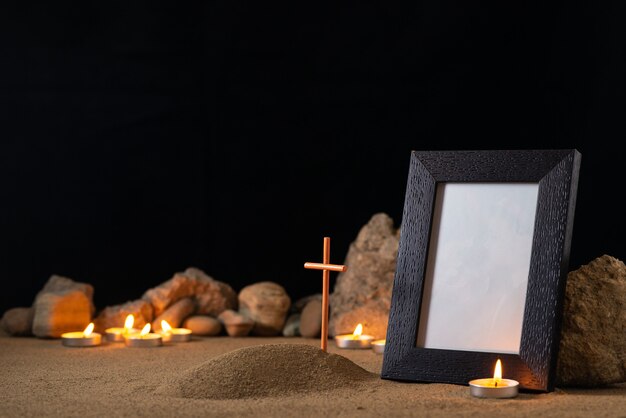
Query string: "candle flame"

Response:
xmin=140 ymin=323 xmax=151 ymax=337
xmin=352 ymin=323 xmax=363 ymax=339
xmin=161 ymin=320 xmax=172 ymax=333
xmin=124 ymin=314 xmax=134 ymax=331
xmin=494 ymin=359 xmax=503 ymax=387
xmin=83 ymin=323 xmax=94 ymax=337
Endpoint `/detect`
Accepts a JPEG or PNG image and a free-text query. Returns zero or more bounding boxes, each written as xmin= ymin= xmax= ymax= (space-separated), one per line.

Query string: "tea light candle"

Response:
xmin=334 ymin=324 xmax=374 ymax=349
xmin=160 ymin=320 xmax=192 ymax=343
xmin=371 ymin=339 xmax=385 ymax=354
xmin=125 ymin=323 xmax=162 ymax=348
xmin=61 ymin=323 xmax=101 ymax=347
xmin=105 ymin=314 xmax=138 ymax=342
xmin=469 ymin=359 xmax=519 ymax=398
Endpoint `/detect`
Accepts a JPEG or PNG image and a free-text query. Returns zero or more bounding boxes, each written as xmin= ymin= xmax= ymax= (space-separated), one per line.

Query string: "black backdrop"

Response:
xmin=1 ymin=3 xmax=624 ymax=315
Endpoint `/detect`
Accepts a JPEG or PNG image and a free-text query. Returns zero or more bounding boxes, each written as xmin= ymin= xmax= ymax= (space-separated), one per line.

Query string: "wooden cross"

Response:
xmin=304 ymin=237 xmax=347 ymax=352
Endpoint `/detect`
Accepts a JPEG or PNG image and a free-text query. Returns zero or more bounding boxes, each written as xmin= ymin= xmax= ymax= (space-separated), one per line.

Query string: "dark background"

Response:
xmin=1 ymin=3 xmax=624 ymax=315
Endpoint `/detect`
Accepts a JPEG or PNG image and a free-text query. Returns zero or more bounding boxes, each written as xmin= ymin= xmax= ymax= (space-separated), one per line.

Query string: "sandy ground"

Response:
xmin=0 ymin=332 xmax=624 ymax=417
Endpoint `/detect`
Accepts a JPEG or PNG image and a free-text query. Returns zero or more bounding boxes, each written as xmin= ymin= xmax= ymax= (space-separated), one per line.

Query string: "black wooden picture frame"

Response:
xmin=381 ymin=150 xmax=581 ymax=392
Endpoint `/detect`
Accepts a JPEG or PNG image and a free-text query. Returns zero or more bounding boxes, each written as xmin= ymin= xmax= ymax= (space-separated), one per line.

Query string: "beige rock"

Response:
xmin=142 ymin=267 xmax=237 ymax=317
xmin=238 ymin=282 xmax=291 ymax=336
xmin=31 ymin=275 xmax=95 ymax=338
xmin=35 ymin=275 xmax=95 ymax=315
xmin=32 ymin=290 xmax=92 ymax=338
xmin=556 ymin=255 xmax=626 ymax=387
xmin=218 ymin=309 xmax=254 ymax=337
xmin=299 ymin=300 xmax=322 ymax=338
xmin=93 ymin=299 xmax=153 ymax=333
xmin=329 ymin=213 xmax=399 ymax=339
xmin=183 ymin=315 xmax=222 ymax=336
xmin=152 ymin=298 xmax=195 ymax=332
xmin=282 ymin=313 xmax=301 ymax=337
xmin=1 ymin=307 xmax=34 ymax=336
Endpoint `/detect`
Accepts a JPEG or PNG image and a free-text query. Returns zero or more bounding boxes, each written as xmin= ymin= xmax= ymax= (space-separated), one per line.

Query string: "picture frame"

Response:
xmin=381 ymin=150 xmax=581 ymax=392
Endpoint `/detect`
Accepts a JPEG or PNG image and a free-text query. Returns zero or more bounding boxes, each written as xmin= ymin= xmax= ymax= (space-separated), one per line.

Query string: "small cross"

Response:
xmin=304 ymin=237 xmax=347 ymax=352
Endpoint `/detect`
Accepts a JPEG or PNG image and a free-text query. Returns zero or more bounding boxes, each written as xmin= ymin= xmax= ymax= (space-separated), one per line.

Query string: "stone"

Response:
xmin=35 ymin=274 xmax=95 ymax=315
xmin=291 ymin=294 xmax=321 ymax=313
xmin=556 ymin=255 xmax=626 ymax=387
xmin=238 ymin=282 xmax=291 ymax=336
xmin=152 ymin=298 xmax=196 ymax=332
xmin=218 ymin=309 xmax=254 ymax=337
xmin=299 ymin=299 xmax=322 ymax=338
xmin=329 ymin=213 xmax=399 ymax=339
xmin=142 ymin=267 xmax=237 ymax=317
xmin=93 ymin=299 xmax=153 ymax=333
xmin=183 ymin=315 xmax=222 ymax=336
xmin=32 ymin=275 xmax=95 ymax=338
xmin=1 ymin=307 xmax=34 ymax=336
xmin=282 ymin=313 xmax=301 ymax=337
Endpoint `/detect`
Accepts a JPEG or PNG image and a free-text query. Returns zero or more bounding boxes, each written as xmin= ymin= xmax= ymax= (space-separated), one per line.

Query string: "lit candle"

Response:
xmin=334 ymin=324 xmax=374 ymax=349
xmin=469 ymin=359 xmax=519 ymax=398
xmin=159 ymin=320 xmax=192 ymax=343
xmin=105 ymin=314 xmax=139 ymax=342
xmin=371 ymin=339 xmax=385 ymax=354
xmin=61 ymin=323 xmax=102 ymax=347
xmin=124 ymin=323 xmax=163 ymax=348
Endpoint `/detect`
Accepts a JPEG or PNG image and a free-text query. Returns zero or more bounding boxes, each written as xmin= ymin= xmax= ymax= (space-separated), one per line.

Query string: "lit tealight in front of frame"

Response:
xmin=469 ymin=359 xmax=519 ymax=398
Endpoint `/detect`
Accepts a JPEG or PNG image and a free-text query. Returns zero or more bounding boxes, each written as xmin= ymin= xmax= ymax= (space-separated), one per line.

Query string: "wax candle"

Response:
xmin=61 ymin=323 xmax=101 ymax=347
xmin=469 ymin=359 xmax=519 ymax=398
xmin=334 ymin=324 xmax=374 ymax=349
xmin=125 ymin=323 xmax=162 ymax=348
xmin=160 ymin=320 xmax=192 ymax=343
xmin=105 ymin=314 xmax=138 ymax=342
xmin=371 ymin=339 xmax=385 ymax=354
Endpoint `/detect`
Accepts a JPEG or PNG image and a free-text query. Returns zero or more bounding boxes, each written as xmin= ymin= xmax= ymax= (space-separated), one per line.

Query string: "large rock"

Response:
xmin=329 ymin=213 xmax=399 ymax=339
xmin=142 ymin=267 xmax=237 ymax=317
xmin=152 ymin=298 xmax=196 ymax=332
xmin=32 ymin=275 xmax=94 ymax=338
xmin=1 ymin=307 xmax=34 ymax=336
xmin=556 ymin=255 xmax=626 ymax=387
xmin=238 ymin=282 xmax=291 ymax=336
xmin=93 ymin=299 xmax=153 ymax=333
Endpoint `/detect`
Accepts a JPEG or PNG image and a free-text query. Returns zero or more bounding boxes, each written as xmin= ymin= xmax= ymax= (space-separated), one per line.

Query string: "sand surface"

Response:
xmin=0 ymin=332 xmax=624 ymax=417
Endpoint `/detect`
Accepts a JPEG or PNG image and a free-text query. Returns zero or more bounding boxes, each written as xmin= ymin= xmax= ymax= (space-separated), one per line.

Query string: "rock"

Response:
xmin=238 ymin=282 xmax=291 ymax=336
xmin=282 ymin=313 xmax=301 ymax=337
xmin=152 ymin=298 xmax=195 ymax=332
xmin=1 ymin=307 xmax=34 ymax=336
xmin=218 ymin=309 xmax=254 ymax=337
xmin=556 ymin=255 xmax=626 ymax=387
xmin=329 ymin=213 xmax=399 ymax=339
xmin=32 ymin=275 xmax=95 ymax=338
xmin=291 ymin=294 xmax=321 ymax=313
xmin=142 ymin=267 xmax=237 ymax=317
xmin=183 ymin=315 xmax=222 ymax=336
xmin=34 ymin=274 xmax=95 ymax=315
xmin=299 ymin=299 xmax=322 ymax=338
xmin=93 ymin=299 xmax=153 ymax=333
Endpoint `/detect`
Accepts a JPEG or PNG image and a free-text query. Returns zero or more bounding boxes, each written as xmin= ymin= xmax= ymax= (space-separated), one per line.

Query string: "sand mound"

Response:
xmin=156 ymin=343 xmax=377 ymax=399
